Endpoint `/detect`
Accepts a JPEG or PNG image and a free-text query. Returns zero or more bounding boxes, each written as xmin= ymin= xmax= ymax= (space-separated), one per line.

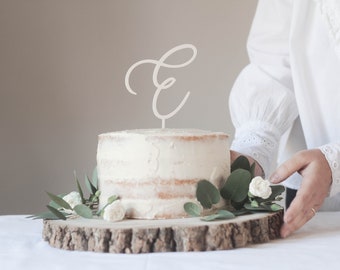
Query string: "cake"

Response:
xmin=43 ymin=128 xmax=284 ymax=253
xmin=96 ymin=128 xmax=230 ymax=219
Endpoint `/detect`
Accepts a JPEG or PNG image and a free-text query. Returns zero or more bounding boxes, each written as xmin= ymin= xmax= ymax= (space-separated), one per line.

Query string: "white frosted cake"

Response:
xmin=96 ymin=128 xmax=230 ymax=219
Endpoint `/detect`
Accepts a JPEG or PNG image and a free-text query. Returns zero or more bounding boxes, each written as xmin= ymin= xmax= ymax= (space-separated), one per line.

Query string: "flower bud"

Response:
xmin=103 ymin=200 xmax=126 ymax=222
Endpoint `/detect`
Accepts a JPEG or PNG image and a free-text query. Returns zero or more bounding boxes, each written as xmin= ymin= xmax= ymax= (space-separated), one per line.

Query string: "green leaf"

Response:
xmin=85 ymin=175 xmax=97 ymax=195
xmin=95 ymin=190 xmax=101 ymax=198
xmin=48 ymin=193 xmax=67 ymax=209
xmin=231 ymin=209 xmax=251 ymax=216
xmin=196 ymin=180 xmax=220 ymax=209
xmin=257 ymin=185 xmax=285 ymax=203
xmin=89 ymin=193 xmax=100 ymax=203
xmin=46 ymin=205 xmax=67 ymax=220
xmin=74 ymin=171 xmax=85 ymax=204
xmin=220 ymin=169 xmax=252 ymax=202
xmin=231 ymin=200 xmax=246 ymax=210
xmin=74 ymin=204 xmax=93 ymax=219
xmin=184 ymin=202 xmax=202 ymax=217
xmin=244 ymin=202 xmax=283 ymax=212
xmin=251 ymin=199 xmax=259 ymax=208
xmin=27 ymin=211 xmax=60 ymax=220
xmin=107 ymin=195 xmax=118 ymax=204
xmin=269 ymin=185 xmax=285 ymax=200
xmin=92 ymin=167 xmax=98 ymax=189
xmin=244 ymin=203 xmax=267 ymax=211
xmin=46 ymin=192 xmax=72 ymax=210
xmin=231 ymin=156 xmax=250 ymax=172
xmin=270 ymin=203 xmax=283 ymax=212
xmin=201 ymin=210 xmax=235 ymax=221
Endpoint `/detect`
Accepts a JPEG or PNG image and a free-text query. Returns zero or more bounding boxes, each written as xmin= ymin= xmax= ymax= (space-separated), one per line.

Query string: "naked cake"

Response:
xmin=96 ymin=128 xmax=230 ymax=219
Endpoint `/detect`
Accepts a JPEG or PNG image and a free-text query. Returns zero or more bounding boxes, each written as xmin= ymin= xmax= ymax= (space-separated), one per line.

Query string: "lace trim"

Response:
xmin=231 ymin=123 xmax=281 ymax=177
xmin=314 ymin=0 xmax=340 ymax=49
xmin=319 ymin=144 xmax=340 ymax=196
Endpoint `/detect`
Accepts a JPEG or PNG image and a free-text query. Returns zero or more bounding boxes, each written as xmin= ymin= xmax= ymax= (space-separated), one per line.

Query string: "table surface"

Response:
xmin=1 ymin=213 xmax=340 ymax=270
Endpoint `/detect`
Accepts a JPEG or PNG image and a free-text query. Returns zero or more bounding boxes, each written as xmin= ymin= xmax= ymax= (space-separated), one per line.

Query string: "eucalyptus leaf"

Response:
xmin=96 ymin=190 xmax=101 ymax=196
xmin=231 ymin=156 xmax=250 ymax=172
xmin=85 ymin=175 xmax=97 ymax=195
xmin=269 ymin=185 xmax=285 ymax=200
xmin=231 ymin=200 xmax=246 ymax=211
xmin=184 ymin=202 xmax=201 ymax=217
xmin=46 ymin=205 xmax=67 ymax=220
xmin=220 ymin=169 xmax=252 ymax=202
xmin=231 ymin=209 xmax=251 ymax=216
xmin=244 ymin=202 xmax=283 ymax=212
xmin=48 ymin=200 xmax=59 ymax=209
xmin=107 ymin=195 xmax=118 ymax=204
xmin=201 ymin=210 xmax=235 ymax=221
xmin=257 ymin=185 xmax=285 ymax=203
xmin=46 ymin=192 xmax=72 ymax=210
xmin=74 ymin=204 xmax=93 ymax=219
xmin=196 ymin=180 xmax=220 ymax=209
xmin=256 ymin=202 xmax=283 ymax=212
xmin=270 ymin=203 xmax=283 ymax=212
xmin=27 ymin=211 xmax=60 ymax=220
xmin=74 ymin=171 xmax=85 ymax=204
xmin=244 ymin=203 xmax=267 ymax=211
xmin=92 ymin=167 xmax=98 ymax=189
xmin=251 ymin=199 xmax=259 ymax=208
xmin=48 ymin=193 xmax=67 ymax=209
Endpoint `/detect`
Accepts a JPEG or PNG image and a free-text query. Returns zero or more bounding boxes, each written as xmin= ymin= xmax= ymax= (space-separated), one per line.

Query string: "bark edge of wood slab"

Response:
xmin=43 ymin=211 xmax=283 ymax=253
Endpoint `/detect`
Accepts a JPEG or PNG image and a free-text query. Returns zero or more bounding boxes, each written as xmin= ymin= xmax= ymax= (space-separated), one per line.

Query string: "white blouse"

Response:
xmin=229 ymin=0 xmax=340 ymax=208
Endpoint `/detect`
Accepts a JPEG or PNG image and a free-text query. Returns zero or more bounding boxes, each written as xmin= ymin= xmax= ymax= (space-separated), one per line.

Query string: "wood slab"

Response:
xmin=43 ymin=211 xmax=283 ymax=253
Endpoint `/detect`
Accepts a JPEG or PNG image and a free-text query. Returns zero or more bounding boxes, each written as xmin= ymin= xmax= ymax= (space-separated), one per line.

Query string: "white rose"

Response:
xmin=103 ymin=200 xmax=126 ymax=222
xmin=62 ymin=191 xmax=82 ymax=209
xmin=249 ymin=176 xmax=272 ymax=199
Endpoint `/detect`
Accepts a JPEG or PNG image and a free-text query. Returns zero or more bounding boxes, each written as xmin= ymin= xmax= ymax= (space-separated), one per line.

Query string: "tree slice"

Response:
xmin=43 ymin=211 xmax=283 ymax=253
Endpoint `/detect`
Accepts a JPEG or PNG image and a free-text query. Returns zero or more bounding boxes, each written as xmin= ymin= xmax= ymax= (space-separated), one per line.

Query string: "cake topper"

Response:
xmin=125 ymin=44 xmax=197 ymax=128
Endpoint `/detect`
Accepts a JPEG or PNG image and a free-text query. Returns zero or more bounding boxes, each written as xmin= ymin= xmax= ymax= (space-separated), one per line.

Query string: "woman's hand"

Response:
xmin=270 ymin=149 xmax=332 ymax=238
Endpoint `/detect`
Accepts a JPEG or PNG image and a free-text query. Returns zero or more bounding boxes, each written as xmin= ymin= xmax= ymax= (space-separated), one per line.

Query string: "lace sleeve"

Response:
xmin=319 ymin=143 xmax=340 ymax=196
xmin=229 ymin=65 xmax=298 ymax=176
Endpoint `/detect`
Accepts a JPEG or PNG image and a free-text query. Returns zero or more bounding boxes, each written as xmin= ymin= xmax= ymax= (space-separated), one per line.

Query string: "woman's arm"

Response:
xmin=229 ymin=0 xmax=298 ymax=176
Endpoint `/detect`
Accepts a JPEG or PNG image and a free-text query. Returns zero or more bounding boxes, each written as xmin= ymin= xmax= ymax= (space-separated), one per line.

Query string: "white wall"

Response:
xmin=0 ymin=0 xmax=258 ymax=214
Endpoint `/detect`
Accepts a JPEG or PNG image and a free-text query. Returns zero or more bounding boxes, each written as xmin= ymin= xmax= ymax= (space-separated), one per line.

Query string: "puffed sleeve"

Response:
xmin=229 ymin=0 xmax=298 ymax=176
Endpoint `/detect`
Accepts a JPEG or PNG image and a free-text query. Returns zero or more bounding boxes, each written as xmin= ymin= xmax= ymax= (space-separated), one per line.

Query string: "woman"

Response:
xmin=229 ymin=0 xmax=340 ymax=238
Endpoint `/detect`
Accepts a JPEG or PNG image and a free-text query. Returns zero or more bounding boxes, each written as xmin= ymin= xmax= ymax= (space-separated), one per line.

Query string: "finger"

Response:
xmin=280 ymin=187 xmax=320 ymax=238
xmin=270 ymin=152 xmax=307 ymax=184
xmin=281 ymin=207 xmax=316 ymax=238
xmin=284 ymin=189 xmax=313 ymax=222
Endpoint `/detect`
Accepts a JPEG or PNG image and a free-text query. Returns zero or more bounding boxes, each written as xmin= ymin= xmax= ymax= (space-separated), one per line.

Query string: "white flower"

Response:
xmin=249 ymin=176 xmax=272 ymax=199
xmin=103 ymin=200 xmax=126 ymax=222
xmin=62 ymin=191 xmax=82 ymax=209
